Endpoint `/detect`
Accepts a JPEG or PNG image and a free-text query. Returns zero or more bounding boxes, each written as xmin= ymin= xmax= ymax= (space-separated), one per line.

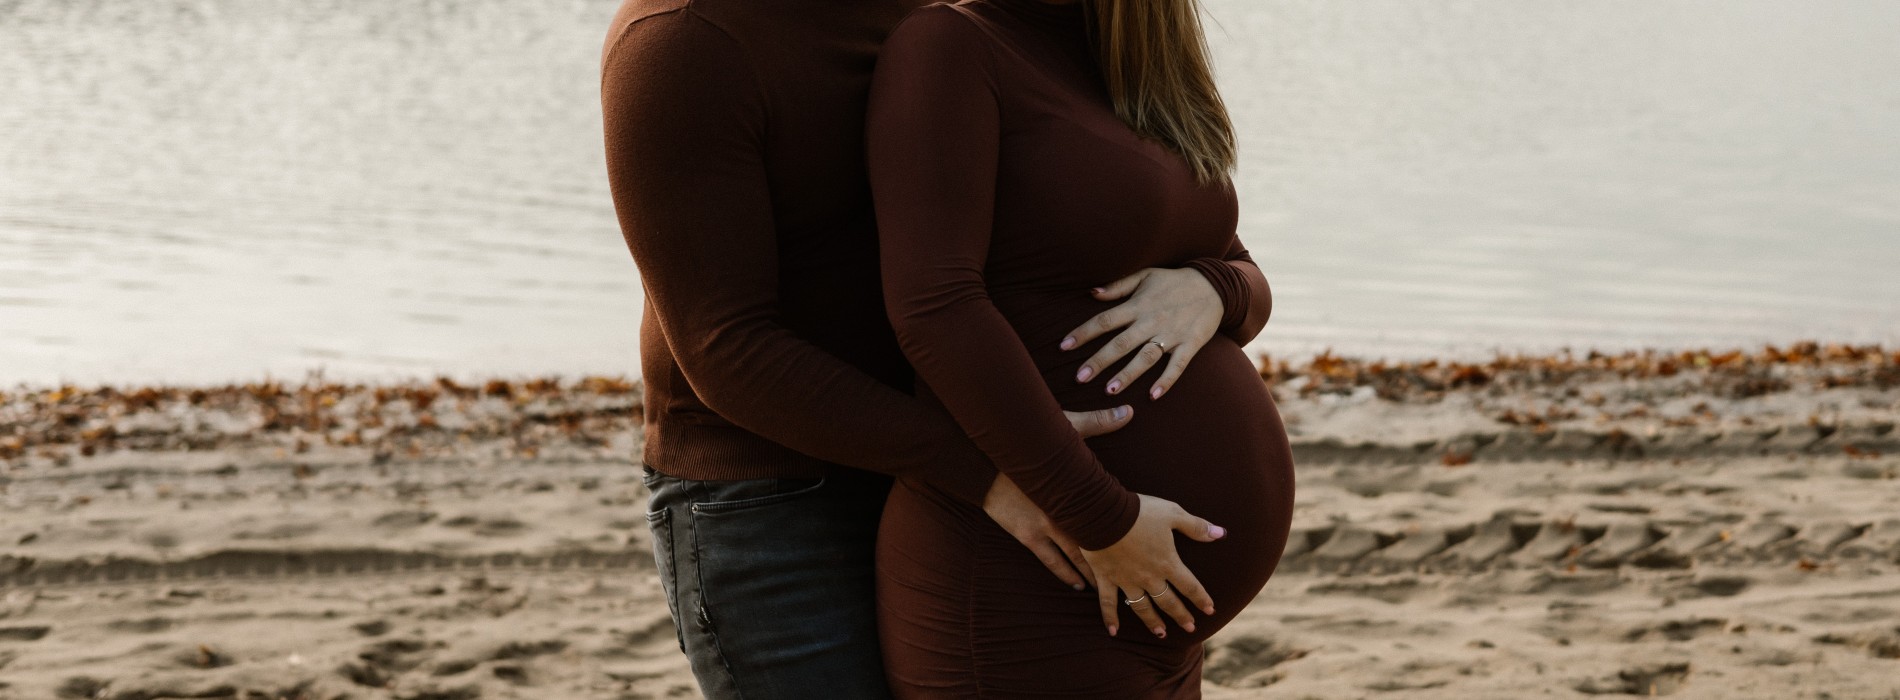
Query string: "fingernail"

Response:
xmin=1072 ymin=583 xmax=1085 ymax=591
xmin=1113 ymin=405 xmax=1131 ymax=420
xmin=1184 ymin=623 xmax=1196 ymax=633
xmin=1150 ymin=385 xmax=1165 ymax=400
xmin=1210 ymin=525 xmax=1227 ymax=539
xmin=1077 ymin=366 xmax=1093 ymax=382
xmin=1061 ymin=336 xmax=1076 ymax=350
xmin=1153 ymin=628 xmax=1166 ymax=638
xmin=1106 ymin=380 xmax=1121 ymax=395
xmin=1108 ymin=625 xmax=1118 ymax=636
xmin=1092 ymin=287 xmax=1105 ymax=295
xmin=1204 ymin=606 xmax=1216 ymax=615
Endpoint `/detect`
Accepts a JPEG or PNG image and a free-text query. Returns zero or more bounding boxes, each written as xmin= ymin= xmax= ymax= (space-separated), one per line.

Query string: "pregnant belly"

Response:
xmin=1050 ymin=339 xmax=1290 ymax=496
xmin=1000 ymin=292 xmax=1294 ymax=558
xmin=1058 ymin=339 xmax=1297 ymax=643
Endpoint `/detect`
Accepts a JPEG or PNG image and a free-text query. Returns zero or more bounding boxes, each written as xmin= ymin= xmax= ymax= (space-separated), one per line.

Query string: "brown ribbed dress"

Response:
xmin=866 ymin=1 xmax=1297 ymax=696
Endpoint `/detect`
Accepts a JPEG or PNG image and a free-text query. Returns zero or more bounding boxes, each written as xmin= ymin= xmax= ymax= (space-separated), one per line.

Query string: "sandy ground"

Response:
xmin=2 ymin=348 xmax=1897 ymax=699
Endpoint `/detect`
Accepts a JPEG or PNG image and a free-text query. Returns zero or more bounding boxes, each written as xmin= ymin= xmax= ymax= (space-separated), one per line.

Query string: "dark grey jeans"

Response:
xmin=642 ymin=465 xmax=895 ymax=700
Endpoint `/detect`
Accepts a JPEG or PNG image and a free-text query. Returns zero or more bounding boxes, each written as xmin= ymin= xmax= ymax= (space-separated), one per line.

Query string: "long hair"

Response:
xmin=1087 ymin=0 xmax=1236 ymax=185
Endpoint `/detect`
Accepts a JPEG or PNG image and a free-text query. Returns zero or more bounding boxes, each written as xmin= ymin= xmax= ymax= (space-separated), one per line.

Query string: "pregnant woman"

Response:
xmin=867 ymin=0 xmax=1296 ymax=696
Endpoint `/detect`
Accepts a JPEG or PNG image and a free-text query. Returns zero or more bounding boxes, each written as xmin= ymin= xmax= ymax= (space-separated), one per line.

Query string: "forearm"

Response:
xmin=652 ymin=301 xmax=997 ymax=504
xmin=887 ymin=294 xmax=1140 ymax=549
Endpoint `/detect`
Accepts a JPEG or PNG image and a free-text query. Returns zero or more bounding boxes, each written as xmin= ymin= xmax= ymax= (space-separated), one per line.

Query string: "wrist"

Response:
xmin=1180 ymin=258 xmax=1245 ymax=331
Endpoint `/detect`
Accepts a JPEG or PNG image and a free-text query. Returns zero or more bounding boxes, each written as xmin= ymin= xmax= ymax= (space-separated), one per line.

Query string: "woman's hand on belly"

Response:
xmin=1060 ymin=267 xmax=1222 ymax=401
xmin=1078 ymin=494 xmax=1226 ymax=639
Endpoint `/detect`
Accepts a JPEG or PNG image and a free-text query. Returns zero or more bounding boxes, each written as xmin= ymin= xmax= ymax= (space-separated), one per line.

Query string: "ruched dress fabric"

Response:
xmin=866 ymin=1 xmax=1297 ymax=697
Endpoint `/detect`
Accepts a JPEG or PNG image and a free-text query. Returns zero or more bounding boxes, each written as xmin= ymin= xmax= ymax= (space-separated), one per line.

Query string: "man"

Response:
xmin=599 ymin=0 xmax=1248 ymax=696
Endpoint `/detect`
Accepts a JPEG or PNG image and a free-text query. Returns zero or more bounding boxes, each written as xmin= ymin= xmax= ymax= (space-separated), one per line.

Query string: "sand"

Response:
xmin=1 ymin=346 xmax=1896 ymax=698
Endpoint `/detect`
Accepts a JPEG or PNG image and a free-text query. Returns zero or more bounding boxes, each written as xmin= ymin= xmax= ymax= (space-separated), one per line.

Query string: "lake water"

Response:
xmin=3 ymin=0 xmax=1897 ymax=386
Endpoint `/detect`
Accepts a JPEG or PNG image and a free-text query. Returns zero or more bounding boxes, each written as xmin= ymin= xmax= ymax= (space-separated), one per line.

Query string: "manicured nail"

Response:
xmin=1204 ymin=605 xmax=1216 ymax=615
xmin=1072 ymin=583 xmax=1085 ymax=591
xmin=1113 ymin=405 xmax=1131 ymax=420
xmin=1152 ymin=628 xmax=1166 ymax=638
xmin=1150 ymin=385 xmax=1165 ymax=400
xmin=1092 ymin=287 xmax=1106 ymax=295
xmin=1184 ymin=623 xmax=1196 ymax=633
xmin=1210 ymin=525 xmax=1227 ymax=539
xmin=1061 ymin=336 xmax=1076 ymax=350
xmin=1106 ymin=380 xmax=1122 ymax=395
xmin=1077 ymin=366 xmax=1093 ymax=382
xmin=1108 ymin=625 xmax=1118 ymax=636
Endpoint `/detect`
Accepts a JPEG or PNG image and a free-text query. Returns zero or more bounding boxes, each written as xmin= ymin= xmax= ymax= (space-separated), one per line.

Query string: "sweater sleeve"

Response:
xmin=866 ymin=7 xmax=1141 ymax=550
xmin=600 ymin=8 xmax=995 ymax=505
xmin=1182 ymin=238 xmax=1273 ymax=345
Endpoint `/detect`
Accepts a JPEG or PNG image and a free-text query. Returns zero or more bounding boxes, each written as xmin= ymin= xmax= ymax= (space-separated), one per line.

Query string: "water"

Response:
xmin=2 ymin=0 xmax=1896 ymax=385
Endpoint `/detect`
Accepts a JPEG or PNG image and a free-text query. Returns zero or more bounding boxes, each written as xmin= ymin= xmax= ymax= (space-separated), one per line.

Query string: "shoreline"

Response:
xmin=3 ymin=342 xmax=1893 ymax=469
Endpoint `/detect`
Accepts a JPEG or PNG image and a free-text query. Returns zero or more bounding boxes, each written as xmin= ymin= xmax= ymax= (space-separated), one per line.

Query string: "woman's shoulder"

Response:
xmin=885 ymin=1 xmax=1000 ymax=63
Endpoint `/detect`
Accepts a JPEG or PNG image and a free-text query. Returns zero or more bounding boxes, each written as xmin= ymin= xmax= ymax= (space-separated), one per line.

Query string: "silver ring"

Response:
xmin=1151 ymin=588 xmax=1171 ymax=598
xmin=1145 ymin=339 xmax=1168 ymax=353
xmin=1124 ymin=594 xmax=1149 ymax=605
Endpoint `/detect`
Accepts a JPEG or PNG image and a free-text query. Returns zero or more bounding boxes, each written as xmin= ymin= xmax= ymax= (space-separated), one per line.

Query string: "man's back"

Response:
xmin=602 ymin=0 xmax=981 ymax=489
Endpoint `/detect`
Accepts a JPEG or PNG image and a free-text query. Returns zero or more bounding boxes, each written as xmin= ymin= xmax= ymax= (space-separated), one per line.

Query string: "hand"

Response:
xmin=1078 ymin=494 xmax=1224 ymax=638
xmin=982 ymin=406 xmax=1135 ymax=590
xmin=1062 ymin=267 xmax=1222 ymax=400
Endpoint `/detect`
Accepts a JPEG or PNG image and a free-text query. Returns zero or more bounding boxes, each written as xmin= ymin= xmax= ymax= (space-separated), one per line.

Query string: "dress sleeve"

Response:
xmin=600 ymin=8 xmax=996 ymax=505
xmin=866 ymin=7 xmax=1141 ymax=550
xmin=1183 ymin=238 xmax=1273 ymax=345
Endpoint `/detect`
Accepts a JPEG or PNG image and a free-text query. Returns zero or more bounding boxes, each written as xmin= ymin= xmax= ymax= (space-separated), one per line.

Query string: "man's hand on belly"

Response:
xmin=980 ymin=407 xmax=1134 ymax=591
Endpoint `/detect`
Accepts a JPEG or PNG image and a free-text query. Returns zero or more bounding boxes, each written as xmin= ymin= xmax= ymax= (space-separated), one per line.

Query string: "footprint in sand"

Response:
xmin=373 ymin=510 xmax=439 ymax=529
xmin=1574 ymin=521 xmax=1662 ymax=569
xmin=1364 ymin=525 xmax=1472 ymax=573
xmin=1813 ymin=627 xmax=1900 ymax=659
xmin=0 ymin=625 xmax=50 ymax=641
xmin=1203 ymin=635 xmax=1308 ymax=688
xmin=1573 ymin=661 xmax=1692 ymax=696
xmin=1428 ymin=515 xmax=1540 ymax=571
xmin=1307 ymin=526 xmax=1396 ymax=574
xmin=1621 ymin=617 xmax=1729 ymax=643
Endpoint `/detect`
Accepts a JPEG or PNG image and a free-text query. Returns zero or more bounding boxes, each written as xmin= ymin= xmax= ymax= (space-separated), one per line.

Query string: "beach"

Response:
xmin=1 ymin=345 xmax=1896 ymax=699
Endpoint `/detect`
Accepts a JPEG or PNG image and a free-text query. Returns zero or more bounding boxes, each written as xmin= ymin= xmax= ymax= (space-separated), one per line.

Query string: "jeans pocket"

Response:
xmin=690 ymin=476 xmax=827 ymax=515
xmin=645 ymin=507 xmax=687 ymax=654
xmin=688 ymin=476 xmax=886 ymax=692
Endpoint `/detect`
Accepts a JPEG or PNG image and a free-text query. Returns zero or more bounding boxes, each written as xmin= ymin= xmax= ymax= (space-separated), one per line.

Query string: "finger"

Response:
xmin=1096 ymin=577 xmax=1121 ymax=635
xmin=1147 ymin=342 xmax=1199 ymax=400
xmin=1077 ymin=324 xmax=1150 ymax=384
xmin=1029 ymin=539 xmax=1086 ymax=591
xmin=1090 ymin=270 xmax=1150 ymax=301
xmin=1170 ymin=563 xmax=1218 ymax=616
xmin=1057 ymin=538 xmax=1096 ymax=584
xmin=1122 ymin=585 xmax=1168 ymax=638
xmin=1173 ymin=509 xmax=1227 ymax=544
xmin=1103 ymin=339 xmax=1168 ymax=396
xmin=1061 ymin=306 xmax=1135 ymax=353
xmin=1148 ymin=583 xmax=1198 ymax=634
xmin=1062 ymin=406 xmax=1132 ymax=439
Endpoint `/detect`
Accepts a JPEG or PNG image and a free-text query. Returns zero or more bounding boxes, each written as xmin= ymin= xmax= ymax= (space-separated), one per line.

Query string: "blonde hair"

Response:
xmin=1088 ymin=0 xmax=1236 ymax=184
